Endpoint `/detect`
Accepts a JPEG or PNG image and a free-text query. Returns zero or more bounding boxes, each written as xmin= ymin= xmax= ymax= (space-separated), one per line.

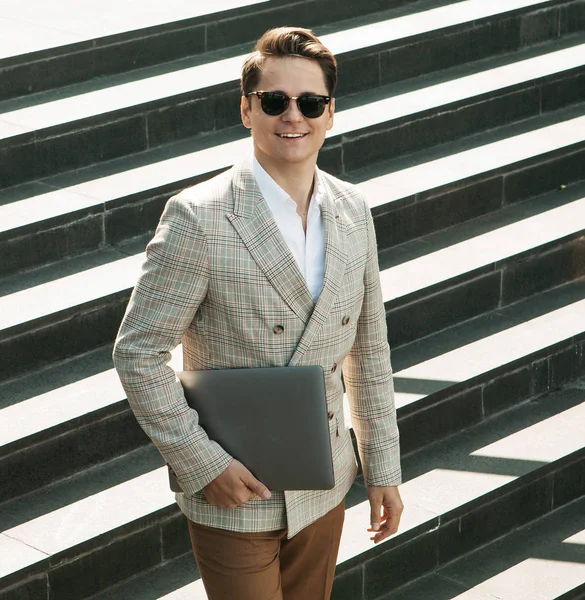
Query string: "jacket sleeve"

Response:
xmin=342 ymin=197 xmax=402 ymax=487
xmin=113 ymin=194 xmax=232 ymax=495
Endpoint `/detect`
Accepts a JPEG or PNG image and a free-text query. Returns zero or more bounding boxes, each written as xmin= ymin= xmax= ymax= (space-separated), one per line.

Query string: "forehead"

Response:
xmin=257 ymin=56 xmax=328 ymax=94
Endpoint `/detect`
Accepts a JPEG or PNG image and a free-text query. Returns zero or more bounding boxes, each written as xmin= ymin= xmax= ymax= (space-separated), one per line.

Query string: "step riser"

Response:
xmin=0 ymin=295 xmax=128 ymax=382
xmin=332 ymin=72 xmax=585 ymax=177
xmin=333 ymin=450 xmax=585 ymax=600
xmin=377 ymin=0 xmax=585 ymax=88
xmin=0 ymin=408 xmax=149 ymax=503
xmin=0 ymin=0 xmax=403 ymax=102
xmin=398 ymin=336 xmax=585 ymax=455
xmin=3 ymin=440 xmax=584 ymax=600
xmin=2 ymin=8 xmax=584 ymax=190
xmin=0 ymin=505 xmax=181 ymax=600
xmin=386 ymin=232 xmax=585 ymax=346
xmin=0 ymin=168 xmax=226 ymax=278
xmin=371 ymin=144 xmax=585 ymax=250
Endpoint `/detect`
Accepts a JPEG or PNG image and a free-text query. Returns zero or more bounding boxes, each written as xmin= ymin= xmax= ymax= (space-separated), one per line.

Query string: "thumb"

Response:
xmin=370 ymin=496 xmax=382 ymax=531
xmin=242 ymin=470 xmax=272 ymax=500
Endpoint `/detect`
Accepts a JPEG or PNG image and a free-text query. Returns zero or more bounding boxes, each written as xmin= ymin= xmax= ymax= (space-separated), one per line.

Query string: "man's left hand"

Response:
xmin=367 ymin=485 xmax=403 ymax=544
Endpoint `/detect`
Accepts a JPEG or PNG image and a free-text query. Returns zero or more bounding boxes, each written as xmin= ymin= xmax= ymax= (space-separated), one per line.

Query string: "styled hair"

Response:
xmin=240 ymin=27 xmax=337 ymax=97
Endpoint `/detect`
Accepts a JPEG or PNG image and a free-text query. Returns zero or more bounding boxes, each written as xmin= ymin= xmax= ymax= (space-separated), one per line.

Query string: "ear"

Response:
xmin=326 ymin=97 xmax=335 ymax=131
xmin=241 ymin=96 xmax=252 ymax=129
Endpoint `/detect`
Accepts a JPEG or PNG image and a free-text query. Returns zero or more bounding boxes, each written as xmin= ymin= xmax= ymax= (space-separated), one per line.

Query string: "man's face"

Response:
xmin=241 ymin=56 xmax=335 ymax=172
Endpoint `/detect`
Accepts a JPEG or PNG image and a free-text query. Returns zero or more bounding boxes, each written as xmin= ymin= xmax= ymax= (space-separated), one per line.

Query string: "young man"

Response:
xmin=113 ymin=27 xmax=402 ymax=600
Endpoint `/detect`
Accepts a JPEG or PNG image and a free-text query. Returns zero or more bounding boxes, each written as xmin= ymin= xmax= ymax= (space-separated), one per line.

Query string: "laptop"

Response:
xmin=174 ymin=365 xmax=334 ymax=491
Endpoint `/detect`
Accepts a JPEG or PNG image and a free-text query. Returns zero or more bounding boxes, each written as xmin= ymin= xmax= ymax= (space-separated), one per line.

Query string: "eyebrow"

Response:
xmin=267 ymin=90 xmax=327 ymax=96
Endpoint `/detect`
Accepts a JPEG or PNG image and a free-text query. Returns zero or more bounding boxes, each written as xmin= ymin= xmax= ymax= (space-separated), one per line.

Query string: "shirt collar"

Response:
xmin=252 ymin=154 xmax=324 ymax=208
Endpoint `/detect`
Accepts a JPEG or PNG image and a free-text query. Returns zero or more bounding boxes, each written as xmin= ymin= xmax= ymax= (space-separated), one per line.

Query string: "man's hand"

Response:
xmin=367 ymin=485 xmax=403 ymax=544
xmin=202 ymin=459 xmax=272 ymax=508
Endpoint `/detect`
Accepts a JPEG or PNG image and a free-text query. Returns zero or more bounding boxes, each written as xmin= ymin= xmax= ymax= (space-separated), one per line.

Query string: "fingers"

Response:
xmin=240 ymin=469 xmax=272 ymax=500
xmin=202 ymin=460 xmax=271 ymax=508
xmin=370 ymin=508 xmax=401 ymax=543
xmin=369 ymin=496 xmax=382 ymax=533
xmin=367 ymin=486 xmax=404 ymax=544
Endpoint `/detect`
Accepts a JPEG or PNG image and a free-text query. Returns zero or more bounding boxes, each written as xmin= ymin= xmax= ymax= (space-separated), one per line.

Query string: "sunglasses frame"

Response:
xmin=247 ymin=90 xmax=332 ymax=119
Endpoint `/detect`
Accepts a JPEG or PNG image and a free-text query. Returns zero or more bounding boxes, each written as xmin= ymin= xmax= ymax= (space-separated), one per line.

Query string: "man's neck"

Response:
xmin=254 ymin=153 xmax=316 ymax=209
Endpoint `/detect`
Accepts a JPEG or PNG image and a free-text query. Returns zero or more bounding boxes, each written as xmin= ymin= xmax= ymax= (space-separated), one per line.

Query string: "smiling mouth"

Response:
xmin=277 ymin=133 xmax=307 ymax=139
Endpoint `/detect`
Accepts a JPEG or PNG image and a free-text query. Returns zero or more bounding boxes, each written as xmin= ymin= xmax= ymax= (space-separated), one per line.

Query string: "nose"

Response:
xmin=282 ymin=98 xmax=304 ymax=122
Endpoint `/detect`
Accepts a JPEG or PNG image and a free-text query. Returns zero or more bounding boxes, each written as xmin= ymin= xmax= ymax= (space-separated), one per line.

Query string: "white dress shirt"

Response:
xmin=252 ymin=155 xmax=325 ymax=303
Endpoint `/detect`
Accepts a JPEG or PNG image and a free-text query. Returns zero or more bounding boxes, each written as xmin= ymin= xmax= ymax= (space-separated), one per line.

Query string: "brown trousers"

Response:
xmin=187 ymin=501 xmax=345 ymax=600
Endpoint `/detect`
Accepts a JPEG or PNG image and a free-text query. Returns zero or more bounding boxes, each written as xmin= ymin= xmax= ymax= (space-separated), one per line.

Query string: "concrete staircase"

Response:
xmin=1 ymin=1 xmax=585 ymax=599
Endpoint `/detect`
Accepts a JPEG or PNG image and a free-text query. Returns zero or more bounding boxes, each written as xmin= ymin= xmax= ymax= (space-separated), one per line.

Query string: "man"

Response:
xmin=113 ymin=26 xmax=402 ymax=600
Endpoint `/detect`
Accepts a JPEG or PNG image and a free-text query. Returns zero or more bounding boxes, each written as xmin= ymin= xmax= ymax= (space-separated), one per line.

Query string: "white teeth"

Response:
xmin=279 ymin=133 xmax=304 ymax=138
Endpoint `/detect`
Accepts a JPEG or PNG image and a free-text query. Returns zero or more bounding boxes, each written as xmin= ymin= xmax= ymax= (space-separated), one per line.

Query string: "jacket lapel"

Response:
xmin=289 ymin=175 xmax=347 ymax=366
xmin=227 ymin=159 xmax=315 ymax=322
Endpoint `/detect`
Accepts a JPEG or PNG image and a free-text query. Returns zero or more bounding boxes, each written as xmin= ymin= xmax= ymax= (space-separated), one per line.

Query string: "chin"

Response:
xmin=279 ymin=147 xmax=319 ymax=164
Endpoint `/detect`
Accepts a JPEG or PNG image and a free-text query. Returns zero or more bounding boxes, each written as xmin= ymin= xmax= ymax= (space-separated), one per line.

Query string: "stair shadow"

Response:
xmin=403 ymin=385 xmax=585 ymax=482
xmin=429 ymin=498 xmax=585 ymax=599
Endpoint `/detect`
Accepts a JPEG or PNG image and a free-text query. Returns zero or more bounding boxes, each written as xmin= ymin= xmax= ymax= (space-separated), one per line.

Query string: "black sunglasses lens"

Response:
xmin=298 ymin=95 xmax=327 ymax=118
xmin=260 ymin=93 xmax=287 ymax=116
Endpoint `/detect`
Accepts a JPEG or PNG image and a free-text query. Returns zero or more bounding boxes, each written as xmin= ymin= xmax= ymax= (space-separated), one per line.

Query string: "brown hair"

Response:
xmin=240 ymin=27 xmax=337 ymax=97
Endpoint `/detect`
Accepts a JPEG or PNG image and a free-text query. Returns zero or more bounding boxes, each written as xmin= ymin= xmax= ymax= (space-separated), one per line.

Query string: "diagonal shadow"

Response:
xmin=403 ymin=385 xmax=585 ymax=482
xmin=430 ymin=497 xmax=585 ymax=598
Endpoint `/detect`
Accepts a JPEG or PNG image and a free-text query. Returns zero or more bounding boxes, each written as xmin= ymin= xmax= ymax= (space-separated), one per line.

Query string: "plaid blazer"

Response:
xmin=113 ymin=157 xmax=401 ymax=537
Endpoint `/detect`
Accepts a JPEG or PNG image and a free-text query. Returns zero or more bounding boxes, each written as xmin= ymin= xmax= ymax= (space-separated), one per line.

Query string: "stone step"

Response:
xmin=2 ymin=43 xmax=584 ymax=277
xmin=338 ymin=379 xmax=585 ymax=598
xmin=392 ymin=278 xmax=585 ymax=454
xmin=0 ymin=241 xmax=145 ymax=381
xmin=390 ymin=491 xmax=585 ymax=599
xmin=0 ymin=0 xmax=404 ymax=101
xmin=0 ymin=344 xmax=177 ymax=502
xmin=94 ymin=484 xmax=585 ymax=600
xmin=3 ymin=370 xmax=582 ymax=600
xmin=356 ymin=109 xmax=585 ymax=249
xmin=380 ymin=179 xmax=585 ymax=345
xmin=1 ymin=2 xmax=582 ymax=188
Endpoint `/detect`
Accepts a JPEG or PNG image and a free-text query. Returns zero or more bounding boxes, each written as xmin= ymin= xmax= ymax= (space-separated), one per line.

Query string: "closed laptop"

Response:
xmin=176 ymin=366 xmax=334 ymax=491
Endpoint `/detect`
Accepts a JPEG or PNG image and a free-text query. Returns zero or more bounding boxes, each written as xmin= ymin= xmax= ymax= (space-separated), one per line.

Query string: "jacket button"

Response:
xmin=342 ymin=316 xmax=350 ymax=326
xmin=328 ymin=411 xmax=335 ymax=420
xmin=273 ymin=325 xmax=284 ymax=334
xmin=331 ymin=363 xmax=337 ymax=373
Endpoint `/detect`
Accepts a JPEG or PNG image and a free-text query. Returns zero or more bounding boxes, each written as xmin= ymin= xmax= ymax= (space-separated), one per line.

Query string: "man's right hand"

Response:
xmin=202 ymin=459 xmax=272 ymax=508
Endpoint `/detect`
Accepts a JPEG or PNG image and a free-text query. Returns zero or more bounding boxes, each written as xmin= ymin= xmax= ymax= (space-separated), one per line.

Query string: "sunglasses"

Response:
xmin=247 ymin=91 xmax=331 ymax=119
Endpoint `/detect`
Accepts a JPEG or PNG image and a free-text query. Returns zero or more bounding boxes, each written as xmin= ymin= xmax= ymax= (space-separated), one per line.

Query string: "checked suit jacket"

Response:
xmin=113 ymin=157 xmax=401 ymax=537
